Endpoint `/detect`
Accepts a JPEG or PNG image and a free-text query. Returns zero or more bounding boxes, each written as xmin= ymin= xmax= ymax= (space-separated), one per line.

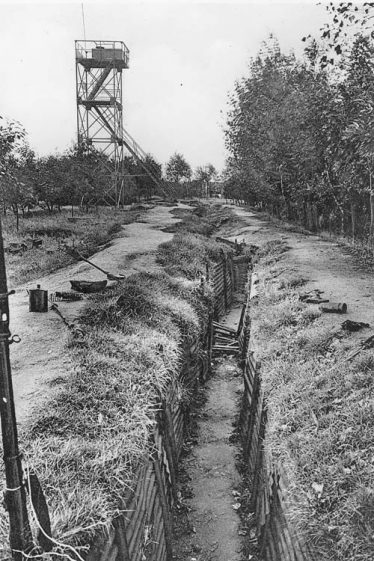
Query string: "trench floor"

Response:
xmin=172 ymin=304 xmax=244 ymax=561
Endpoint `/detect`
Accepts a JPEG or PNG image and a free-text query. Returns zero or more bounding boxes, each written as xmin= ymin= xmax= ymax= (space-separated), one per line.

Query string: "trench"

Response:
xmin=172 ymin=304 xmax=245 ymax=561
xmin=75 ymin=230 xmax=274 ymax=561
xmin=4 ymin=205 xmax=328 ymax=561
xmin=82 ymin=207 xmax=349 ymax=561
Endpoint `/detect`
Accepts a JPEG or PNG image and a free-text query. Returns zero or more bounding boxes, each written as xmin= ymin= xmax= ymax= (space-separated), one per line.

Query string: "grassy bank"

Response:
xmin=0 ymin=203 xmax=238 ymax=558
xmin=157 ymin=204 xmax=236 ymax=279
xmin=251 ymin=240 xmax=374 ymax=561
xmin=3 ymin=206 xmax=143 ymax=286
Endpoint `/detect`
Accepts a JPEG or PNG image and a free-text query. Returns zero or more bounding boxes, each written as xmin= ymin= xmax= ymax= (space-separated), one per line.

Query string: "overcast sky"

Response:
xmin=0 ymin=1 xmax=328 ymax=172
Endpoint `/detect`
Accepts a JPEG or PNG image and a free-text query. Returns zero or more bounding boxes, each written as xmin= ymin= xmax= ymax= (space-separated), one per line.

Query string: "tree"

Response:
xmin=340 ymin=36 xmax=374 ymax=239
xmin=67 ymin=144 xmax=111 ymax=207
xmin=0 ymin=118 xmax=35 ymax=227
xmin=303 ymin=3 xmax=374 ymax=70
xmin=0 ymin=116 xmax=25 ymax=176
xmin=165 ymin=153 xmax=192 ymax=182
xmin=133 ymin=154 xmax=162 ymax=199
xmin=225 ymin=36 xmax=349 ymax=230
xmin=194 ymin=164 xmax=217 ymax=183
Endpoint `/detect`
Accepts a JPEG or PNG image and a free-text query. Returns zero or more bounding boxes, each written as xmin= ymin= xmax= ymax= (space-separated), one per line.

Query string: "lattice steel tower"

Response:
xmin=76 ymin=39 xmax=167 ymax=204
xmin=75 ymin=40 xmax=129 ymax=205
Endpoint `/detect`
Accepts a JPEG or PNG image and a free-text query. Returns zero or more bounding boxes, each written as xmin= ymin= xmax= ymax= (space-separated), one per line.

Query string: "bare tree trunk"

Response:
xmin=279 ymin=168 xmax=288 ymax=218
xmin=332 ymin=194 xmax=345 ymax=236
xmin=350 ymin=200 xmax=356 ymax=242
xmin=370 ymin=173 xmax=374 ymax=244
xmin=13 ymin=206 xmax=19 ymax=231
xmin=312 ymin=204 xmax=318 ymax=232
xmin=340 ymin=209 xmax=344 ymax=236
xmin=306 ymin=201 xmax=313 ymax=230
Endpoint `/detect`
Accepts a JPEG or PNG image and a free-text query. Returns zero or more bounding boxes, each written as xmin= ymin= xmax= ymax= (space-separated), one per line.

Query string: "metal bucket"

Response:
xmin=29 ymin=285 xmax=48 ymax=313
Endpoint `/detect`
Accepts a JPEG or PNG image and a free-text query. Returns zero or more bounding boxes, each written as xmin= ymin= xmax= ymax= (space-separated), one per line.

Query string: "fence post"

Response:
xmin=222 ymin=252 xmax=228 ymax=310
xmin=161 ymin=401 xmax=178 ymax=502
xmin=114 ymin=518 xmax=131 ymax=561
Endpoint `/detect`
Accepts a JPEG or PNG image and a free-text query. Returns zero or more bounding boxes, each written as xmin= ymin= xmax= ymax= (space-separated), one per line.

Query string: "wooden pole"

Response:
xmin=0 ymin=215 xmax=33 ymax=559
xmin=114 ymin=518 xmax=131 ymax=561
xmin=152 ymin=452 xmax=173 ymax=561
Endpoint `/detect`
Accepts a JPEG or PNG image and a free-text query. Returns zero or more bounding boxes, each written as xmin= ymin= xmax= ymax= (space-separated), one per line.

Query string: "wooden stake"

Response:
xmin=153 ymin=454 xmax=173 ymax=561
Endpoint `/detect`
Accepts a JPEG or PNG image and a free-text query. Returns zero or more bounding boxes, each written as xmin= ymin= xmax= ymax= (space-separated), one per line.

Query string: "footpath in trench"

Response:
xmin=172 ymin=304 xmax=244 ymax=561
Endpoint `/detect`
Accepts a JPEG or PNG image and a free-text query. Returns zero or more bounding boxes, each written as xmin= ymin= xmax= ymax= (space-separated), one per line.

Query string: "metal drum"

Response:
xmin=28 ymin=285 xmax=48 ymax=313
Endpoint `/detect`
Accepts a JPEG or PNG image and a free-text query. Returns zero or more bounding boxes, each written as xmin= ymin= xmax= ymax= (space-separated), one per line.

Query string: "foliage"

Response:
xmin=0 ymin=115 xmax=157 ymax=216
xmin=0 ymin=116 xmax=25 ymax=174
xmin=194 ymin=163 xmax=217 ymax=183
xmin=165 ymin=152 xmax=192 ymax=182
xmin=123 ymin=153 xmax=162 ymax=200
xmin=0 ymin=117 xmax=34 ymax=220
xmin=224 ymin=33 xmax=374 ymax=240
xmin=303 ymin=3 xmax=374 ymax=69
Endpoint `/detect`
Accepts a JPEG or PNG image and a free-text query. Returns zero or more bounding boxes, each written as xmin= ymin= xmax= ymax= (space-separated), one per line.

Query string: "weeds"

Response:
xmin=3 ymin=207 xmax=141 ymax=286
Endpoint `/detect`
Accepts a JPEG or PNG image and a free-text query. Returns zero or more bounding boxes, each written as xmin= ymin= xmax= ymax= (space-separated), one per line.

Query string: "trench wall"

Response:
xmin=86 ymin=253 xmax=248 ymax=561
xmin=239 ymin=273 xmax=317 ymax=561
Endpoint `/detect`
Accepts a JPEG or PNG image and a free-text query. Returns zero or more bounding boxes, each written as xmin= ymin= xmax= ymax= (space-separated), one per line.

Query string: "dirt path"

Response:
xmin=173 ymin=305 xmax=244 ymax=561
xmin=8 ymin=205 xmax=185 ymax=427
xmin=226 ymin=206 xmax=374 ymax=331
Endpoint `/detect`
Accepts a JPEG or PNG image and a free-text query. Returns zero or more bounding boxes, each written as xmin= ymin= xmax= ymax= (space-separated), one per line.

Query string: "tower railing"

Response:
xmin=75 ymin=40 xmax=129 ymax=68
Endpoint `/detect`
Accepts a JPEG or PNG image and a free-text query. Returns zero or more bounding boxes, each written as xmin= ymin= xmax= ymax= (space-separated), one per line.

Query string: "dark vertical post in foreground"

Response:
xmin=0 ymin=216 xmax=32 ymax=559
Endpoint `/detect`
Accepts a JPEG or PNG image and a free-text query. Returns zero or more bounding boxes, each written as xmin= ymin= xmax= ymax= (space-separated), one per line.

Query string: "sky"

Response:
xmin=0 ymin=1 xmax=329 ymax=172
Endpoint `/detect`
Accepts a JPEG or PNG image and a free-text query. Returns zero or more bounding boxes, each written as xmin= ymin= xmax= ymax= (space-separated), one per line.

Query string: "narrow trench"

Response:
xmin=172 ymin=304 xmax=245 ymax=561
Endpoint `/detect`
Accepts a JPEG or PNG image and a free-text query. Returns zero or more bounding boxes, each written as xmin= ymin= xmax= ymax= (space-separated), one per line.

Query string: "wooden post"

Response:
xmin=0 ymin=216 xmax=33 ymax=559
xmin=153 ymin=454 xmax=173 ymax=561
xmin=114 ymin=518 xmax=130 ymax=561
xmin=222 ymin=253 xmax=228 ymax=311
xmin=163 ymin=403 xmax=178 ymax=473
xmin=160 ymin=404 xmax=178 ymax=502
